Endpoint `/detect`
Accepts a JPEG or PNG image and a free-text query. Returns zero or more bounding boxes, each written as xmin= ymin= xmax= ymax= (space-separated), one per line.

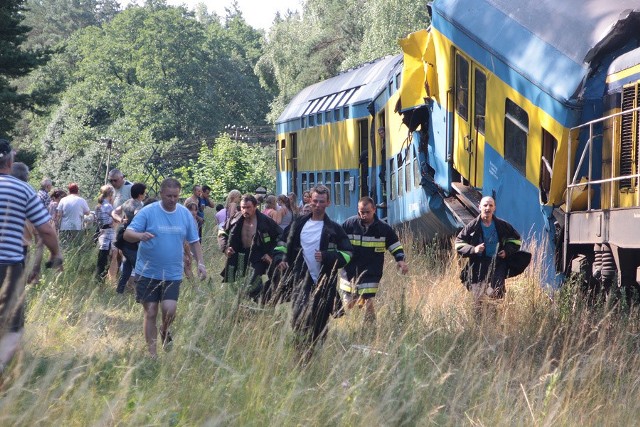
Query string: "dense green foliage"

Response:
xmin=2 ymin=0 xmax=429 ymax=193
xmin=180 ymin=134 xmax=276 ymax=200
xmin=0 ymin=0 xmax=48 ymax=138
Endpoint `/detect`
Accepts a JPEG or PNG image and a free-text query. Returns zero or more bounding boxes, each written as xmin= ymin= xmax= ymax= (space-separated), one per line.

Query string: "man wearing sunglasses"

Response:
xmin=107 ymin=169 xmax=132 ymax=208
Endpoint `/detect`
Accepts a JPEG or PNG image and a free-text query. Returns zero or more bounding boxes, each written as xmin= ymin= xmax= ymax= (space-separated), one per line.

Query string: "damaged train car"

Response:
xmin=275 ymin=0 xmax=640 ymax=290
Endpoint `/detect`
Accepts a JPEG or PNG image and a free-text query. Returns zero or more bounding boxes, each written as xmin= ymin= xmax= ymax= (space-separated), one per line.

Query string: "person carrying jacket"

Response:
xmin=340 ymin=196 xmax=408 ymax=321
xmin=219 ymin=194 xmax=282 ymax=301
xmin=455 ymin=196 xmax=521 ymax=307
xmin=277 ymin=185 xmax=353 ymax=354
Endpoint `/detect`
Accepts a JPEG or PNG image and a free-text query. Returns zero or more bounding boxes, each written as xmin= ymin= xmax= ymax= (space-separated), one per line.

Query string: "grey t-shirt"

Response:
xmin=113 ymin=183 xmax=132 ymax=208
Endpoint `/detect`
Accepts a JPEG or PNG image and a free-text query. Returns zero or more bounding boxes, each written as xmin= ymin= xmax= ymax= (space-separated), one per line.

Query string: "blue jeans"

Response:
xmin=116 ymin=246 xmax=138 ymax=294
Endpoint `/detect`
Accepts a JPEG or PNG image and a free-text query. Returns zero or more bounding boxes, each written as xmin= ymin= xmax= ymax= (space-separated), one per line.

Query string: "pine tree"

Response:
xmin=0 ymin=0 xmax=47 ymax=137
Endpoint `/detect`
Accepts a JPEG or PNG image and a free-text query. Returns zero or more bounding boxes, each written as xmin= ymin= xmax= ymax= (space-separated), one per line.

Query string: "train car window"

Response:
xmin=279 ymin=140 xmax=286 ymax=171
xmin=317 ymin=172 xmax=323 ymax=186
xmin=300 ymin=117 xmax=306 ymax=128
xmin=396 ymin=72 xmax=401 ymax=90
xmin=334 ymin=109 xmax=340 ymax=121
xmin=504 ymin=98 xmax=529 ymax=175
xmin=474 ymin=69 xmax=486 ymax=134
xmin=309 ymin=173 xmax=315 ymax=190
xmin=325 ymin=172 xmax=332 ymax=197
xmin=455 ymin=54 xmax=469 ymax=120
xmin=343 ymin=171 xmax=351 ymax=206
xmin=317 ymin=113 xmax=323 ymax=125
xmin=343 ymin=106 xmax=350 ymax=119
xmin=405 ymin=148 xmax=412 ymax=193
xmin=325 ymin=111 xmax=331 ymax=123
xmin=540 ymin=128 xmax=557 ymax=204
xmin=398 ymin=164 xmax=405 ymax=197
xmin=334 ymin=171 xmax=341 ymax=205
xmin=308 ymin=115 xmax=315 ymax=127
xmin=413 ymin=146 xmax=420 ymax=188
xmin=388 ymin=81 xmax=393 ymax=96
xmin=301 ymin=173 xmax=307 ymax=192
xmin=390 ymin=158 xmax=397 ymax=200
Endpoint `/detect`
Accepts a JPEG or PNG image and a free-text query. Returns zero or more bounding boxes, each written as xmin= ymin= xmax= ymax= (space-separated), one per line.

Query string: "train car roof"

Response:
xmin=276 ymin=54 xmax=403 ymax=124
xmin=433 ymin=0 xmax=640 ymax=103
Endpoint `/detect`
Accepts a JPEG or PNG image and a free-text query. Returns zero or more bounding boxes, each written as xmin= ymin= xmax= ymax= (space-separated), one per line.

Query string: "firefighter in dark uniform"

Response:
xmin=218 ymin=194 xmax=282 ymax=301
xmin=340 ymin=196 xmax=408 ymax=321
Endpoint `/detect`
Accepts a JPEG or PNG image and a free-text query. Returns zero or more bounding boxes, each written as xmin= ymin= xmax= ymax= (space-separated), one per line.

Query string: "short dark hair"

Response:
xmin=160 ymin=178 xmax=181 ymax=192
xmin=241 ymin=194 xmax=258 ymax=206
xmin=215 ymin=203 xmax=224 ymax=211
xmin=131 ymin=183 xmax=147 ymax=199
xmin=311 ymin=184 xmax=330 ymax=199
xmin=202 ymin=185 xmax=211 ymax=192
xmin=358 ymin=196 xmax=375 ymax=208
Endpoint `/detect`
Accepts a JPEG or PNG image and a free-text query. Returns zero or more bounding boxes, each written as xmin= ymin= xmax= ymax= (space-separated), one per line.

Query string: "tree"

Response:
xmin=0 ymin=0 xmax=48 ymax=137
xmin=28 ymin=3 xmax=272 ymax=191
xmin=187 ymin=134 xmax=275 ymax=201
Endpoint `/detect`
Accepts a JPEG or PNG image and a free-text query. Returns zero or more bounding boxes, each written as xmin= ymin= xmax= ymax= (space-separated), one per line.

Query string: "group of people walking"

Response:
xmin=1 ymin=133 xmax=524 ymax=368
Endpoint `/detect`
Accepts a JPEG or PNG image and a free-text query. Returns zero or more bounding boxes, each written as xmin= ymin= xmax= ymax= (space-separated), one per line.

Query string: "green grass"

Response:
xmin=1 ymin=225 xmax=640 ymax=425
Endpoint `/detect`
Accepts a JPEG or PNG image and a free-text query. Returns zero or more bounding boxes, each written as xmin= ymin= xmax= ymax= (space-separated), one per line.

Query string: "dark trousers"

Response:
xmin=117 ymin=246 xmax=138 ymax=293
xmin=291 ymin=273 xmax=337 ymax=348
xmin=96 ymin=249 xmax=110 ymax=280
xmin=0 ymin=263 xmax=25 ymax=333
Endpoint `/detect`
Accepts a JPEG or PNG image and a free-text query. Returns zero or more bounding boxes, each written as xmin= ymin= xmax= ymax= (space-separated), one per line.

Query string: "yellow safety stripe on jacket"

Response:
xmin=504 ymin=238 xmax=521 ymax=246
xmin=274 ymin=245 xmax=286 ymax=253
xmin=388 ymin=241 xmax=403 ymax=254
xmin=339 ymin=281 xmax=379 ymax=295
xmin=218 ymin=229 xmax=228 ymax=237
xmin=349 ymin=240 xmax=386 ymax=248
xmin=262 ymin=233 xmax=271 ymax=243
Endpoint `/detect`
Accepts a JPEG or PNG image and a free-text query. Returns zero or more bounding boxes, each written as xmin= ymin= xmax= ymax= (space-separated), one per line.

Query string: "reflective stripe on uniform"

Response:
xmin=388 ymin=241 xmax=403 ymax=254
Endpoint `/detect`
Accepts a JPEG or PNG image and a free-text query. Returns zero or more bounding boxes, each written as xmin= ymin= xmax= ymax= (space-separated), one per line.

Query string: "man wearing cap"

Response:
xmin=0 ymin=139 xmax=63 ymax=373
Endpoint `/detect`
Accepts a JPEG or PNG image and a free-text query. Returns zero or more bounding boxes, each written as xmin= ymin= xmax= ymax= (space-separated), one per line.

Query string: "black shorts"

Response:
xmin=0 ymin=263 xmax=26 ymax=333
xmin=135 ymin=276 xmax=182 ymax=303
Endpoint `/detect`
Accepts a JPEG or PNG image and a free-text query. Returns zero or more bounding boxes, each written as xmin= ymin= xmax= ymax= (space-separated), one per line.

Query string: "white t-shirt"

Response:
xmin=300 ymin=219 xmax=324 ymax=283
xmin=57 ymin=194 xmax=90 ymax=230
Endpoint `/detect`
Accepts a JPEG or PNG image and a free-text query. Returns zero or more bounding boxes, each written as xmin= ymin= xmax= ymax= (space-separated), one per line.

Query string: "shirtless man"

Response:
xmin=218 ymin=194 xmax=282 ymax=301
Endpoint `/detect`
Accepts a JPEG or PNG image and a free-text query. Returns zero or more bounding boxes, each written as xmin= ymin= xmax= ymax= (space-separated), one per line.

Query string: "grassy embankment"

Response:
xmin=0 ymin=225 xmax=639 ymax=426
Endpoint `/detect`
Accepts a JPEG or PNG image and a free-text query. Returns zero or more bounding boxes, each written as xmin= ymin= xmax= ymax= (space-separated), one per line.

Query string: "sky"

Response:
xmin=123 ymin=0 xmax=302 ymax=30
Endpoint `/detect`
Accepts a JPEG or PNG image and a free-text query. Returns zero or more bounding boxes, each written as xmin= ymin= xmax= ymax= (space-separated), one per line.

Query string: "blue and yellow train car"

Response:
xmin=277 ymin=0 xmax=640 ymax=288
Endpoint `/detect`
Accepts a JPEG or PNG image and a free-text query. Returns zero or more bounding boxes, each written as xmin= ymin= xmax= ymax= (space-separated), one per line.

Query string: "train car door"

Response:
xmin=358 ymin=119 xmax=369 ymax=197
xmin=452 ymin=51 xmax=486 ymax=188
xmin=289 ymin=133 xmax=298 ymax=195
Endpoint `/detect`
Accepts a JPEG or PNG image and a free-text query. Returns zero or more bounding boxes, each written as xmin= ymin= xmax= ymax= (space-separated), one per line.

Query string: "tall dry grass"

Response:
xmin=0 ymin=225 xmax=639 ymax=426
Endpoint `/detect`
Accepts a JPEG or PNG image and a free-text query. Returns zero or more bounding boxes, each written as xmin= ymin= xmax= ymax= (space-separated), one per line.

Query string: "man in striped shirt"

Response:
xmin=0 ymin=139 xmax=62 ymax=374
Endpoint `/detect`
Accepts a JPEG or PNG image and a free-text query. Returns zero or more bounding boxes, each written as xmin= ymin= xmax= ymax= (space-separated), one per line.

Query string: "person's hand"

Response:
xmin=197 ymin=263 xmax=207 ymax=280
xmin=226 ymin=247 xmax=235 ymax=258
xmin=261 ymin=254 xmax=272 ymax=264
xmin=397 ymin=260 xmax=409 ymax=274
xmin=278 ymin=261 xmax=289 ymax=271
xmin=497 ymin=250 xmax=506 ymax=259
xmin=474 ymin=243 xmax=485 ymax=254
xmin=314 ymin=249 xmax=323 ymax=262
xmin=139 ymin=232 xmax=155 ymax=241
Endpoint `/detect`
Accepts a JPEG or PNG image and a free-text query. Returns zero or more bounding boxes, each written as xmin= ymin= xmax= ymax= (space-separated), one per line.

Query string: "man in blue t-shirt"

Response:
xmin=125 ymin=178 xmax=207 ymax=357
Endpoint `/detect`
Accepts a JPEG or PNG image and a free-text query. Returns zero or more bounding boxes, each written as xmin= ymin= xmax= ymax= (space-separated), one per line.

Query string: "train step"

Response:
xmin=443 ymin=196 xmax=477 ymax=226
xmin=451 ymin=182 xmax=482 ymax=215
